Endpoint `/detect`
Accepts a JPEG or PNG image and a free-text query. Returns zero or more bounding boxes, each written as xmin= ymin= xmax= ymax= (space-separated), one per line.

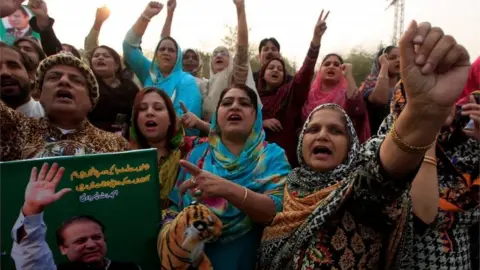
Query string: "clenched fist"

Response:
xmin=400 ymin=21 xmax=470 ymax=115
xmin=143 ymin=1 xmax=163 ymax=19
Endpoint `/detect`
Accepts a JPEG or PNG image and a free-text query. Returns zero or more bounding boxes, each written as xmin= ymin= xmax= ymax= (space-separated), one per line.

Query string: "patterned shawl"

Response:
xmin=169 ymin=100 xmax=291 ymax=243
xmin=259 ymin=103 xmax=363 ymax=269
xmin=382 ymin=88 xmax=480 ymax=269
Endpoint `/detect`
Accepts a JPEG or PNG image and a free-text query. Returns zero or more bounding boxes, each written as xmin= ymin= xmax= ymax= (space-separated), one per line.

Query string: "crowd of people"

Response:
xmin=0 ymin=0 xmax=479 ymax=269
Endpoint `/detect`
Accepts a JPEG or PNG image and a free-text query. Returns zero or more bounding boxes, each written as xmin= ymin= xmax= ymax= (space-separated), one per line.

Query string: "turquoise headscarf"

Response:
xmin=169 ymin=96 xmax=291 ymax=243
xmin=123 ymin=32 xmax=202 ymax=136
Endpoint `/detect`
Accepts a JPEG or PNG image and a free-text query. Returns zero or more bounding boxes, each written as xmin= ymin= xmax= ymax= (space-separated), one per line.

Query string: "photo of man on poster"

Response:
xmin=11 ymin=163 xmax=141 ymax=270
xmin=4 ymin=6 xmax=33 ymax=39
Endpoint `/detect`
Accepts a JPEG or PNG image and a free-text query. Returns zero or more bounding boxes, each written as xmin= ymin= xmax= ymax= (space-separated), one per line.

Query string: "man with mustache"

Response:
xmin=253 ymin=37 xmax=293 ymax=87
xmin=11 ymin=163 xmax=140 ymax=270
xmin=0 ymin=52 xmax=130 ymax=161
xmin=0 ymin=42 xmax=44 ymax=118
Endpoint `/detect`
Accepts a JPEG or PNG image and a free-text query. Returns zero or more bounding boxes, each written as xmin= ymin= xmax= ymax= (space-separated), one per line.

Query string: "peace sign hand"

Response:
xmin=400 ymin=21 xmax=470 ymax=117
xmin=22 ymin=163 xmax=72 ymax=217
xmin=313 ymin=9 xmax=329 ymax=43
xmin=178 ymin=160 xmax=232 ymax=199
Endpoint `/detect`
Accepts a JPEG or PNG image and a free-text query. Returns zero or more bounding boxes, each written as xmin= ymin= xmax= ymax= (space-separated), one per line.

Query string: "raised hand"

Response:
xmin=341 ymin=63 xmax=353 ymax=76
xmin=178 ymin=160 xmax=232 ymax=199
xmin=143 ymin=1 xmax=163 ymax=19
xmin=263 ymin=118 xmax=283 ymax=132
xmin=28 ymin=0 xmax=48 ymax=18
xmin=180 ymin=101 xmax=200 ymax=129
xmin=399 ymin=21 xmax=470 ymax=114
xmin=22 ymin=163 xmax=71 ymax=216
xmin=313 ymin=9 xmax=329 ymax=42
xmin=233 ymin=0 xmax=245 ymax=7
xmin=166 ymin=0 xmax=176 ymax=14
xmin=378 ymin=53 xmax=390 ymax=69
xmin=95 ymin=6 xmax=111 ymax=23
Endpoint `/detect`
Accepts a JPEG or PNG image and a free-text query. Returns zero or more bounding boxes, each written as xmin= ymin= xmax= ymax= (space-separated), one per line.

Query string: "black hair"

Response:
xmin=61 ymin=44 xmax=81 ymax=59
xmin=18 ymin=6 xmax=29 ymax=17
xmin=376 ymin=45 xmax=396 ymax=59
xmin=154 ymin=37 xmax=179 ymax=56
xmin=56 ymin=215 xmax=105 ymax=246
xmin=321 ymin=53 xmax=344 ymax=65
xmin=0 ymin=42 xmax=36 ymax=73
xmin=216 ymin=84 xmax=259 ymax=114
xmin=258 ymin=38 xmax=280 ymax=54
xmin=89 ymin=45 xmax=123 ymax=79
xmin=13 ymin=37 xmax=47 ymax=64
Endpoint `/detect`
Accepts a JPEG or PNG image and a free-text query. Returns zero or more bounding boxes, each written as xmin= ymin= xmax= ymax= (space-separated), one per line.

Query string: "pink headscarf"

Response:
xmin=458 ymin=56 xmax=480 ymax=103
xmin=302 ymin=73 xmax=348 ymax=120
xmin=302 ymin=70 xmax=371 ymax=143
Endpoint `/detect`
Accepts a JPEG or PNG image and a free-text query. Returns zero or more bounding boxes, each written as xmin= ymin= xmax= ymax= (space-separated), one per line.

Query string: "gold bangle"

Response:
xmin=141 ymin=13 xmax=151 ymax=21
xmin=240 ymin=187 xmax=248 ymax=206
xmin=390 ymin=121 xmax=435 ymax=153
xmin=422 ymin=158 xmax=437 ymax=167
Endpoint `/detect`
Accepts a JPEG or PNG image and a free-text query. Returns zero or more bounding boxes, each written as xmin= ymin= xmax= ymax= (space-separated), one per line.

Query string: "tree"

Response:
xmin=343 ymin=49 xmax=374 ymax=85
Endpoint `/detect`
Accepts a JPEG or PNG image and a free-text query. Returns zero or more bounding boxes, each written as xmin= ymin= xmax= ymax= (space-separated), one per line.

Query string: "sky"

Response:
xmin=24 ymin=0 xmax=480 ymax=67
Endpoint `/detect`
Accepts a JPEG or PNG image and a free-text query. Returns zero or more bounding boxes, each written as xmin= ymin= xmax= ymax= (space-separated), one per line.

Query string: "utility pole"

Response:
xmin=387 ymin=0 xmax=405 ymax=45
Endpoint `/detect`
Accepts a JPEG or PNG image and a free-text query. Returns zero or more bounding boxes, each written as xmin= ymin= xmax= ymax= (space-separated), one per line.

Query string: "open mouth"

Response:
xmin=271 ymin=73 xmax=279 ymax=79
xmin=55 ymin=89 xmax=73 ymax=100
xmin=312 ymin=145 xmax=332 ymax=156
xmin=145 ymin=120 xmax=158 ymax=128
xmin=215 ymin=58 xmax=224 ymax=64
xmin=227 ymin=113 xmax=242 ymax=122
xmin=326 ymin=70 xmax=336 ymax=76
xmin=96 ymin=61 xmax=106 ymax=67
xmin=0 ymin=77 xmax=21 ymax=93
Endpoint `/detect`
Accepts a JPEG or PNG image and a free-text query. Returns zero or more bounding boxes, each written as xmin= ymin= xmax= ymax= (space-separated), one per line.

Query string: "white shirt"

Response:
xmin=16 ymin=98 xmax=45 ymax=118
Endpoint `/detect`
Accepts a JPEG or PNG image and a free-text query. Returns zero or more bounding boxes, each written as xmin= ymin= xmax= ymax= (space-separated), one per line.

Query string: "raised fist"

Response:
xmin=96 ymin=6 xmax=110 ymax=23
xmin=341 ymin=63 xmax=353 ymax=76
xmin=400 ymin=21 xmax=470 ymax=114
xmin=28 ymin=0 xmax=48 ymax=18
xmin=166 ymin=0 xmax=176 ymax=14
xmin=143 ymin=1 xmax=163 ymax=19
xmin=233 ymin=0 xmax=245 ymax=7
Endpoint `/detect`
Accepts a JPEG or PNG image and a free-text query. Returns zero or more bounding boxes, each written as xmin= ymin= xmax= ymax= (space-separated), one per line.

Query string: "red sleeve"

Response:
xmin=291 ymin=43 xmax=320 ymax=106
xmin=345 ymin=93 xmax=367 ymax=121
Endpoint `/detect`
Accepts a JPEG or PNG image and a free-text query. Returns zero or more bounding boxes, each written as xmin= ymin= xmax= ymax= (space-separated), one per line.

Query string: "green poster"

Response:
xmin=0 ymin=149 xmax=161 ymax=269
xmin=0 ymin=5 xmax=41 ymax=45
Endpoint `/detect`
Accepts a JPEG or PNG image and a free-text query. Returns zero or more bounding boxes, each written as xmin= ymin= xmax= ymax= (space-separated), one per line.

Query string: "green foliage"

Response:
xmin=343 ymin=49 xmax=375 ymax=85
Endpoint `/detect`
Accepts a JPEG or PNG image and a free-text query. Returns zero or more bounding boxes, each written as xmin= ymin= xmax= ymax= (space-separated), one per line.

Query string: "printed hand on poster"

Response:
xmin=0 ymin=149 xmax=161 ymax=269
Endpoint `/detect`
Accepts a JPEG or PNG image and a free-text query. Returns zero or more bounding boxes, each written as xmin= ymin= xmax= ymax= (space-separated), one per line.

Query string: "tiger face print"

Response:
xmin=159 ymin=203 xmax=223 ymax=270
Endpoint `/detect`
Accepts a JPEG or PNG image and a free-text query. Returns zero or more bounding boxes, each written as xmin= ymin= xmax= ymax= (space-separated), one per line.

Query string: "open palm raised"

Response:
xmin=400 ymin=21 xmax=470 ymax=111
xmin=23 ymin=163 xmax=71 ymax=214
